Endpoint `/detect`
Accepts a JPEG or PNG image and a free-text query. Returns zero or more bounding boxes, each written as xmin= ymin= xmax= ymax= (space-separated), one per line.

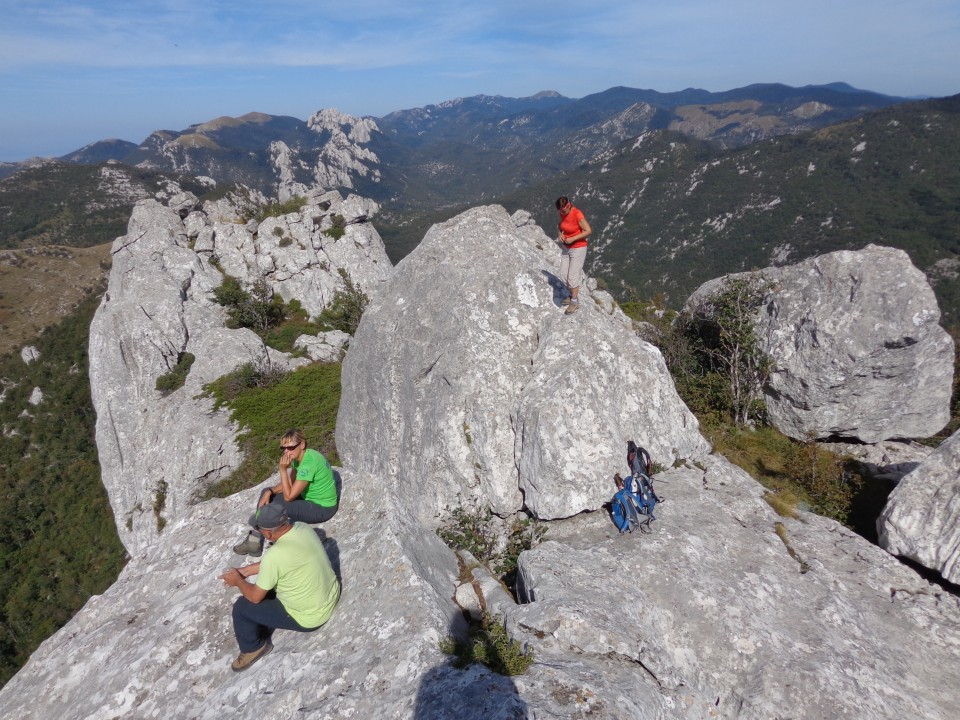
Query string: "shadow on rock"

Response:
xmin=541 ymin=269 xmax=567 ymax=307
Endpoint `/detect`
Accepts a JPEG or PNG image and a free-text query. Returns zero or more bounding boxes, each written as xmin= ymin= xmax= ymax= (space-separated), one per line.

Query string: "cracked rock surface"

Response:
xmin=1 ymin=204 xmax=958 ymax=719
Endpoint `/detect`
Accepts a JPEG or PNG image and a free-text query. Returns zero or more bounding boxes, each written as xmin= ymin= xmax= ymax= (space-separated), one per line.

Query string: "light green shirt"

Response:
xmin=256 ymin=522 xmax=340 ymax=628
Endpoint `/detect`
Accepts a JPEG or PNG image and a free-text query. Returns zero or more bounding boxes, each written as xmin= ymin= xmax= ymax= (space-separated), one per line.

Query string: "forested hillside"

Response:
xmin=0 ymin=289 xmax=127 ymax=686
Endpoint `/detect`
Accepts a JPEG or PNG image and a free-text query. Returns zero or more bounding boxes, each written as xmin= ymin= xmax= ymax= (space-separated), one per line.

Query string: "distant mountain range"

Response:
xmin=5 ymin=81 xmax=959 ymax=323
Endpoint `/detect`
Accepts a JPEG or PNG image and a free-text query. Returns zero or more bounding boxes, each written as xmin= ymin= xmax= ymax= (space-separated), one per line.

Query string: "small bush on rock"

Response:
xmin=436 ymin=504 xmax=546 ymax=586
xmin=155 ymin=352 xmax=195 ymax=396
xmin=317 ymin=269 xmax=368 ymax=335
xmin=440 ymin=612 xmax=534 ymax=676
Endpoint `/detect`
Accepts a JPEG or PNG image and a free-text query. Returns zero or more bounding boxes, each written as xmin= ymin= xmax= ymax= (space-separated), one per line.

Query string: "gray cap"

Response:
xmin=249 ymin=503 xmax=290 ymax=530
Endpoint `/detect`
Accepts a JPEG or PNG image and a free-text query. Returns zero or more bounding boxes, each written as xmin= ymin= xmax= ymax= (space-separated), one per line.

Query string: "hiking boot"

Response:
xmin=231 ymin=639 xmax=273 ymax=672
xmin=232 ymin=531 xmax=263 ymax=557
xmin=565 ymin=301 xmax=580 ymax=315
xmin=561 ymin=296 xmax=572 ymax=306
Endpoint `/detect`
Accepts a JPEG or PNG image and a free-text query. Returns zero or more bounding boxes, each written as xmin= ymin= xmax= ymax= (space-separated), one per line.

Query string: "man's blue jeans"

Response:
xmin=232 ymin=595 xmax=319 ymax=652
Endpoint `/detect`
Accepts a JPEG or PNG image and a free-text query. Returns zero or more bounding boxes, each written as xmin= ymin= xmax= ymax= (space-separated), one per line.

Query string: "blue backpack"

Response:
xmin=625 ymin=473 xmax=658 ymax=519
xmin=610 ymin=474 xmax=653 ymax=533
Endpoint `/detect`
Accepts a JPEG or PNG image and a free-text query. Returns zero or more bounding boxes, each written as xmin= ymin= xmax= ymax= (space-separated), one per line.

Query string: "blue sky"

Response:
xmin=1 ymin=0 xmax=959 ymax=162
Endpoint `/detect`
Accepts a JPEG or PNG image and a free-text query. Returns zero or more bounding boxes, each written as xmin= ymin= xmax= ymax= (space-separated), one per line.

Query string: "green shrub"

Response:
xmin=317 ymin=270 xmax=369 ymax=335
xmin=262 ymin=319 xmax=324 ymax=355
xmin=437 ymin=505 xmax=498 ymax=563
xmin=153 ymin=479 xmax=168 ymax=532
xmin=440 ymin=612 xmax=534 ymax=676
xmin=202 ymin=362 xmax=342 ymax=498
xmin=212 ymin=276 xmax=285 ymax=333
xmin=323 ymin=214 xmax=347 ymax=240
xmin=155 ymin=352 xmax=195 ymax=395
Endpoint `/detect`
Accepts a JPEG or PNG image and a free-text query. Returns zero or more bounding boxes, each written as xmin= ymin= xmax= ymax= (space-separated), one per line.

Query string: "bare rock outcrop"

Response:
xmin=878 ymin=428 xmax=960 ymax=584
xmin=687 ymin=245 xmax=954 ymax=442
xmin=336 ymin=205 xmax=709 ymax=521
xmin=504 ymin=456 xmax=960 ymax=719
xmin=89 ymin=187 xmax=392 ymax=553
xmin=3 ymin=207 xmax=958 ymax=719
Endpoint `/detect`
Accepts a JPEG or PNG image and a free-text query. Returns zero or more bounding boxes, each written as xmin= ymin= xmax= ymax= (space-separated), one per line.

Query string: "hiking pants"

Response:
xmin=560 ymin=245 xmax=587 ymax=290
xmin=260 ymin=493 xmax=338 ymax=525
xmin=232 ymin=595 xmax=319 ymax=652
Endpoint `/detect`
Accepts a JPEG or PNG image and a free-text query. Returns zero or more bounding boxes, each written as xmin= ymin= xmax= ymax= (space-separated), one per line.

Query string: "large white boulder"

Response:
xmin=686 ymin=245 xmax=954 ymax=442
xmin=337 ymin=205 xmax=709 ymax=522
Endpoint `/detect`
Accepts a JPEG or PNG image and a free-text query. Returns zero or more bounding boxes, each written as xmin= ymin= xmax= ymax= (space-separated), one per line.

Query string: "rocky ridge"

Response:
xmin=89 ymin=185 xmax=391 ymax=554
xmin=0 ymin=202 xmax=958 ymax=718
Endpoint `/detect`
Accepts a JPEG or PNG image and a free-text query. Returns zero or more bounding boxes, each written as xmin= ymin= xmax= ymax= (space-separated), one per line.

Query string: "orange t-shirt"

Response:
xmin=559 ymin=206 xmax=588 ymax=249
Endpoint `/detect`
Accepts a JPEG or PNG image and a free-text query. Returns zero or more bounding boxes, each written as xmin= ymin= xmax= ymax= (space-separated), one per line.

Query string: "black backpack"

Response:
xmin=626 ymin=440 xmax=652 ymax=478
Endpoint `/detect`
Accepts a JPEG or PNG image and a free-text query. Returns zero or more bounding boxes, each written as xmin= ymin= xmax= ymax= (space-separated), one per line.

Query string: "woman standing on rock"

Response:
xmin=233 ymin=429 xmax=338 ymax=557
xmin=556 ymin=196 xmax=592 ymax=315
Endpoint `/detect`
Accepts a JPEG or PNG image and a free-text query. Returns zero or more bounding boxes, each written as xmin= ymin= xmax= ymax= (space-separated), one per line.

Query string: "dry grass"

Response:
xmin=0 ymin=243 xmax=111 ymax=355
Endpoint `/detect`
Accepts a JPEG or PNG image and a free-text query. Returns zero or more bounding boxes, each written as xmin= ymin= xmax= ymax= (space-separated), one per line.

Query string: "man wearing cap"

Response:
xmin=219 ymin=503 xmax=341 ymax=671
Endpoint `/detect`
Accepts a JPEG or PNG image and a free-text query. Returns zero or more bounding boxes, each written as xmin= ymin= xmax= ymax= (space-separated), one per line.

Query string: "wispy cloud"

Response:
xmin=1 ymin=0 xmax=958 ymax=159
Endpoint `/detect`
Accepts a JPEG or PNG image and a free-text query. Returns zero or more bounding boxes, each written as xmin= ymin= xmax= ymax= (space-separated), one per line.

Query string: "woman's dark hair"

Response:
xmin=555 ymin=196 xmax=571 ymax=210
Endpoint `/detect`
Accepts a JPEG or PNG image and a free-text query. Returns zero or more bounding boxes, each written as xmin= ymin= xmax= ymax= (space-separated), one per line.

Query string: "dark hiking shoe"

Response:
xmin=232 ymin=531 xmax=263 ymax=557
xmin=561 ymin=296 xmax=572 ymax=306
xmin=565 ymin=301 xmax=580 ymax=315
xmin=231 ymin=639 xmax=273 ymax=671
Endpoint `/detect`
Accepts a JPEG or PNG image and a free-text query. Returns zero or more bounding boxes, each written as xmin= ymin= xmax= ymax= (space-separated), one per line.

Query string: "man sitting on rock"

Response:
xmin=219 ymin=504 xmax=340 ymax=671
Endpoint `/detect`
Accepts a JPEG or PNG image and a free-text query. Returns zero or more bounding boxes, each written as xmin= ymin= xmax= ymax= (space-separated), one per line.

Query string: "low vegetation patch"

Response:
xmin=316 ymin=270 xmax=369 ymax=336
xmin=625 ymin=290 xmax=865 ymax=527
xmin=244 ymin=195 xmax=307 ymax=224
xmin=439 ymin=612 xmax=534 ymax=676
xmin=155 ymin=352 xmax=195 ymax=395
xmin=436 ymin=504 xmax=547 ymax=587
xmin=201 ymin=361 xmax=341 ymax=498
xmin=322 ymin=214 xmax=347 ymax=240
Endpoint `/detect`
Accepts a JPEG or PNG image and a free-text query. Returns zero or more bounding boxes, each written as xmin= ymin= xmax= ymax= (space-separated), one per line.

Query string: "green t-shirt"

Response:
xmin=292 ymin=448 xmax=337 ymax=507
xmin=255 ymin=522 xmax=340 ymax=628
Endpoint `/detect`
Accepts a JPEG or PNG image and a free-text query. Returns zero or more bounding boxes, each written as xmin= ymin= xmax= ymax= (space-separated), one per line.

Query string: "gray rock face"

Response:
xmin=4 ymin=206 xmax=959 ymax=719
xmin=89 ymin=188 xmax=392 ymax=554
xmin=3 ymin=462 xmax=957 ymax=719
xmin=337 ymin=205 xmax=709 ymax=522
xmin=504 ymin=456 xmax=960 ymax=720
xmin=687 ymin=245 xmax=954 ymax=442
xmin=0 ymin=477 xmax=478 ymax=720
xmin=878 ymin=429 xmax=960 ymax=584
xmin=209 ymin=189 xmax=389 ymax=320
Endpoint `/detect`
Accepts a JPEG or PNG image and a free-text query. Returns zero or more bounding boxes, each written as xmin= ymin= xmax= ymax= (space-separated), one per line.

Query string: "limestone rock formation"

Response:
xmin=89 ymin=187 xmax=392 ymax=553
xmin=2 ymin=206 xmax=959 ymax=719
xmin=687 ymin=245 xmax=954 ymax=442
xmin=505 ymin=456 xmax=960 ymax=719
xmin=2 ymin=457 xmax=957 ymax=719
xmin=878 ymin=428 xmax=960 ymax=584
xmin=337 ymin=205 xmax=709 ymax=521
